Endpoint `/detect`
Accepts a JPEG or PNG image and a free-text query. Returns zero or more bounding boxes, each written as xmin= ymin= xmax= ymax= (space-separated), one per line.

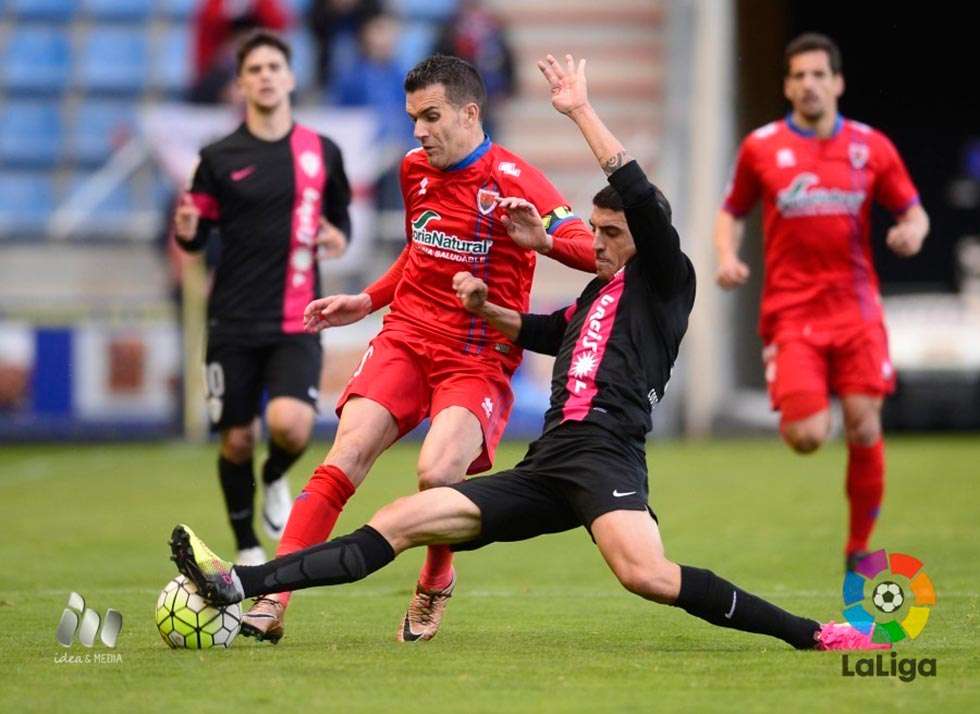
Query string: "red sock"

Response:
xmin=845 ymin=439 xmax=884 ymax=555
xmin=419 ymin=545 xmax=455 ymax=591
xmin=273 ymin=464 xmax=355 ymax=605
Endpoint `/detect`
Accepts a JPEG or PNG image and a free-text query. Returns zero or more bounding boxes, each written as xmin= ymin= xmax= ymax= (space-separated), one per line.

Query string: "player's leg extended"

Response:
xmin=171 ymin=487 xmax=482 ymax=605
xmin=399 ymin=406 xmax=483 ymax=641
xmin=274 ymin=397 xmax=398 ymax=583
xmin=218 ymin=421 xmax=263 ymax=564
xmin=260 ymin=396 xmax=315 ymax=540
xmin=590 ymin=510 xmax=886 ymax=650
xmin=840 ymin=394 xmax=884 ymax=568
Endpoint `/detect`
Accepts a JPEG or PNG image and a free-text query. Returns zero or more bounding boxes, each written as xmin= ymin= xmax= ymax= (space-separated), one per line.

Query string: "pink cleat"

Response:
xmin=815 ymin=621 xmax=891 ymax=651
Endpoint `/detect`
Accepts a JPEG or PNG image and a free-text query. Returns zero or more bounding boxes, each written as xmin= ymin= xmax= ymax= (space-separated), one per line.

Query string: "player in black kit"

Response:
xmin=173 ymin=31 xmax=352 ymax=566
xmin=170 ymin=54 xmax=885 ymax=652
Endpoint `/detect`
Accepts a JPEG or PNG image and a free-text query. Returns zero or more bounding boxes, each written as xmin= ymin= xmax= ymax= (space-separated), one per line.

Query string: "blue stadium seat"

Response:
xmin=67 ymin=100 xmax=137 ymax=166
xmin=8 ymin=0 xmax=79 ymax=21
xmin=1 ymin=28 xmax=72 ymax=94
xmin=80 ymin=0 xmax=154 ymax=20
xmin=159 ymin=0 xmax=196 ymax=20
xmin=0 ymin=101 xmax=64 ymax=167
xmin=390 ymin=0 xmax=457 ymax=21
xmin=76 ymin=28 xmax=149 ymax=93
xmin=0 ymin=172 xmax=56 ymax=233
xmin=151 ymin=25 xmax=191 ymax=93
xmin=397 ymin=22 xmax=437 ymax=70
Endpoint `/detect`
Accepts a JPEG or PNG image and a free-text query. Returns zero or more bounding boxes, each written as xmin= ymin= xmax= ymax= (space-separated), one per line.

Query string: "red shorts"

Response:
xmin=763 ymin=320 xmax=895 ymax=418
xmin=336 ymin=329 xmax=514 ymax=474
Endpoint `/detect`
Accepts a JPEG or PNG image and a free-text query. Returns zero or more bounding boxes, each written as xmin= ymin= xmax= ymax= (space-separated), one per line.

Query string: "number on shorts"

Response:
xmin=205 ymin=362 xmax=225 ymax=398
xmin=351 ymin=345 xmax=374 ymax=378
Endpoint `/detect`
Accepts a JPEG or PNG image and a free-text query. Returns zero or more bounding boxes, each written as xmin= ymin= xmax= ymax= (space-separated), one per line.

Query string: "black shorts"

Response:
xmin=204 ymin=332 xmax=321 ymax=431
xmin=450 ymin=421 xmax=655 ymax=552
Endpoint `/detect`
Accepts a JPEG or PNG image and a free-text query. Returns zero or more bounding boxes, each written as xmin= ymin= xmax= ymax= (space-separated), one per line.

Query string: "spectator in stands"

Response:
xmin=308 ymin=0 xmax=383 ymax=91
xmin=434 ymin=0 xmax=515 ymax=138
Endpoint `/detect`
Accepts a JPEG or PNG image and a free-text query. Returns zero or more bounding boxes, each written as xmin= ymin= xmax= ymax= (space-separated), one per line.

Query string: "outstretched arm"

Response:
xmin=538 ymin=53 xmax=688 ymax=297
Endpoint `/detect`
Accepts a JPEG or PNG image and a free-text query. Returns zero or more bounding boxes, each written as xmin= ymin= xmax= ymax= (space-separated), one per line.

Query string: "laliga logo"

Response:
xmin=56 ymin=592 xmax=123 ymax=648
xmin=841 ymin=549 xmax=935 ymax=644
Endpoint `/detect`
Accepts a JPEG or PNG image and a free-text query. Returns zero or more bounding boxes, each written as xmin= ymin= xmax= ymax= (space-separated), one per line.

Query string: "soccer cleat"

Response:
xmin=815 ymin=621 xmax=891 ymax=651
xmin=236 ymin=545 xmax=267 ymax=567
xmin=169 ymin=524 xmax=243 ymax=606
xmin=240 ymin=596 xmax=286 ymax=644
xmin=397 ymin=573 xmax=456 ymax=642
xmin=845 ymin=549 xmax=870 ymax=573
xmin=262 ymin=477 xmax=292 ymax=541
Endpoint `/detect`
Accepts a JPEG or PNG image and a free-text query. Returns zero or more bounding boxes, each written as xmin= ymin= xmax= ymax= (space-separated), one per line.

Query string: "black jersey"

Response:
xmin=516 ymin=160 xmax=695 ymax=445
xmin=180 ymin=122 xmax=351 ymax=337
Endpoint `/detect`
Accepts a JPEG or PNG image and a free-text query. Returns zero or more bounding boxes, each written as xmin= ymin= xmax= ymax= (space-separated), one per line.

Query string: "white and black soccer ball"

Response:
xmin=872 ymin=581 xmax=905 ymax=614
xmin=155 ymin=575 xmax=241 ymax=649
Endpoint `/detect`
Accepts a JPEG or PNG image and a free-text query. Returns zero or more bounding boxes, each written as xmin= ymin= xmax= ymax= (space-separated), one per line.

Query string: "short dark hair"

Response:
xmin=236 ymin=30 xmax=292 ymax=75
xmin=785 ymin=32 xmax=842 ymax=75
xmin=404 ymin=54 xmax=487 ymax=117
xmin=592 ymin=185 xmax=624 ymax=213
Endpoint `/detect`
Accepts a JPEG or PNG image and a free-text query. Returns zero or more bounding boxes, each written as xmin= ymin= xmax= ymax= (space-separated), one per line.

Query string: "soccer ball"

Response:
xmin=155 ymin=575 xmax=241 ymax=649
xmin=872 ymin=581 xmax=905 ymax=614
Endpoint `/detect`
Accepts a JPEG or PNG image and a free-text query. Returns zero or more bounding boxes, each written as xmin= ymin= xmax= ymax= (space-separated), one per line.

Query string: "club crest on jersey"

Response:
xmin=849 ymin=143 xmax=870 ymax=170
xmin=476 ymin=188 xmax=500 ymax=216
xmin=299 ymin=151 xmax=321 ymax=178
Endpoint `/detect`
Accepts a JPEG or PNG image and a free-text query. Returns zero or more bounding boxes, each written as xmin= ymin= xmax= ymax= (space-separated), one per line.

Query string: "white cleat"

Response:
xmin=235 ymin=545 xmax=267 ymax=567
xmin=262 ymin=477 xmax=292 ymax=541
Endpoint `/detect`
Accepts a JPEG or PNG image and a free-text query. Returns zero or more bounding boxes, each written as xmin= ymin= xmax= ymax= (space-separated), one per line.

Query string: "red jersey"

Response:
xmin=366 ymin=137 xmax=595 ymax=372
xmin=723 ymin=115 xmax=919 ymax=339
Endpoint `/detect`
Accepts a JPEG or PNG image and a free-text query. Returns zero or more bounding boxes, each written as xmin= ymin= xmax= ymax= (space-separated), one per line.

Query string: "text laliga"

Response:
xmin=841 ymin=652 xmax=937 ymax=682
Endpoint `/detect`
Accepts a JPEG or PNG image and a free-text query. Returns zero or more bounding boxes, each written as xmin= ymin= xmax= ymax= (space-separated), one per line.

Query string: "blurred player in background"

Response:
xmin=240 ymin=54 xmax=597 ymax=644
xmin=174 ymin=32 xmax=351 ymax=567
xmin=713 ymin=33 xmax=929 ymax=570
xmin=171 ymin=53 xmax=887 ymax=654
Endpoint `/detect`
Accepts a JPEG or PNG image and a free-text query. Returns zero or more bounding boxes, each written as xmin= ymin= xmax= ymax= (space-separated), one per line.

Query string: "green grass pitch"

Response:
xmin=1 ymin=436 xmax=977 ymax=713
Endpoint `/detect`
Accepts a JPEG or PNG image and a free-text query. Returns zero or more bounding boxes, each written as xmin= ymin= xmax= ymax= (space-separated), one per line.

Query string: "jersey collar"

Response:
xmin=444 ymin=135 xmax=492 ymax=172
xmin=785 ymin=112 xmax=843 ymax=139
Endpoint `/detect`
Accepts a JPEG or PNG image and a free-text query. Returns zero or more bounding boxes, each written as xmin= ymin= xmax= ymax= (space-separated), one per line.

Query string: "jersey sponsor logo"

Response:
xmin=299 ymin=151 xmax=321 ymax=178
xmin=849 ymin=142 xmax=870 ymax=170
xmin=230 ymin=165 xmax=256 ymax=182
xmin=776 ymin=148 xmax=796 ymax=168
xmin=571 ymin=292 xmax=618 ymax=394
xmin=776 ymin=173 xmax=866 ymax=217
xmin=498 ymin=161 xmax=521 ymax=177
xmin=476 ymin=188 xmax=499 ymax=216
xmin=410 ymin=210 xmax=492 ymax=262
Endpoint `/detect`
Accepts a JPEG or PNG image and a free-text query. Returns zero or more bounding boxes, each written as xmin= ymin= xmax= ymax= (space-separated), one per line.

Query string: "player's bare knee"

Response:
xmin=416 ymin=459 xmax=466 ymax=491
xmin=781 ymin=422 xmax=826 ymax=454
xmin=269 ymin=423 xmax=309 ymax=455
xmin=845 ymin=417 xmax=881 ymax=446
xmin=615 ymin=561 xmax=676 ymax=604
xmin=220 ymin=427 xmax=255 ymax=462
xmin=369 ymin=497 xmax=422 ymax=553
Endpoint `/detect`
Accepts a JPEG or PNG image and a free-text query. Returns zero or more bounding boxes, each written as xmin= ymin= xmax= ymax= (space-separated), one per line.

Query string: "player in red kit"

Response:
xmin=713 ymin=34 xmax=929 ymax=571
xmin=239 ymin=54 xmax=595 ymax=643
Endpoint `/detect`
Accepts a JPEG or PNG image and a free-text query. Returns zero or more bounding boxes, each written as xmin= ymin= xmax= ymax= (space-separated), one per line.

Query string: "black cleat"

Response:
xmin=169 ymin=524 xmax=243 ymax=606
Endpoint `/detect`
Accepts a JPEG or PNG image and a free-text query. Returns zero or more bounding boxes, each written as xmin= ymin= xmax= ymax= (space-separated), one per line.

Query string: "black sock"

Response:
xmin=217 ymin=456 xmax=259 ymax=550
xmin=674 ymin=565 xmax=820 ymax=649
xmin=261 ymin=440 xmax=304 ymax=485
xmin=235 ymin=525 xmax=395 ymax=598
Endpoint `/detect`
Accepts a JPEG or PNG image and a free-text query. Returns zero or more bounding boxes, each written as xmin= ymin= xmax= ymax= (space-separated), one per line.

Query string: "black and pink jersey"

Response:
xmin=181 ymin=122 xmax=351 ymax=337
xmin=517 ymin=161 xmax=695 ymax=444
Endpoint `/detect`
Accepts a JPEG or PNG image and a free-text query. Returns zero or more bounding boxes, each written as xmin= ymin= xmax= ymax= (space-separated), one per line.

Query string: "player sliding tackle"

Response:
xmin=169 ymin=54 xmax=887 ymax=652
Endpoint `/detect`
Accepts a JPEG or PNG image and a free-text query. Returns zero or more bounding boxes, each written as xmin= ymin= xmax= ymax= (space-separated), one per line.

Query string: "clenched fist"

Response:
xmin=453 ymin=271 xmax=488 ymax=314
